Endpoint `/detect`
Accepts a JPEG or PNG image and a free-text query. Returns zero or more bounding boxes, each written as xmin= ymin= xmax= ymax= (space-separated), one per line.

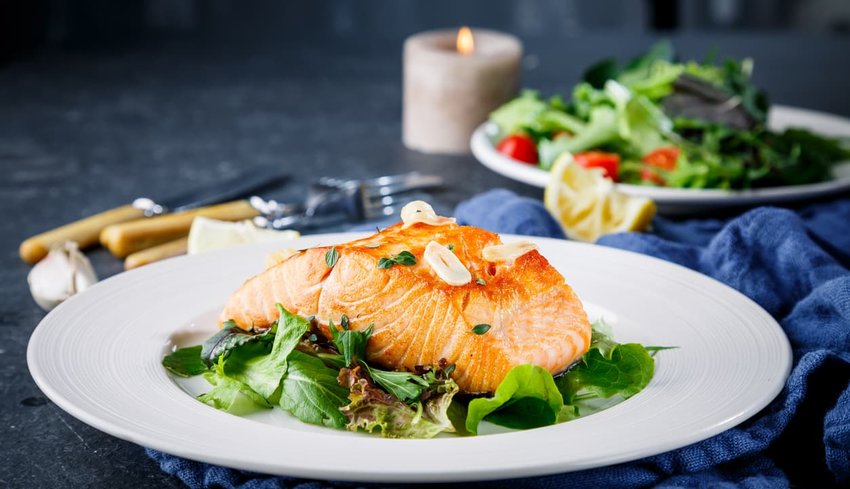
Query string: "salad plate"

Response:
xmin=28 ymin=233 xmax=791 ymax=483
xmin=472 ymin=105 xmax=850 ymax=213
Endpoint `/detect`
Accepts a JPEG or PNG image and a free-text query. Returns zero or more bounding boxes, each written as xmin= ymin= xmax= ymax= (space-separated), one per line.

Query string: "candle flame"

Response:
xmin=456 ymin=26 xmax=474 ymax=55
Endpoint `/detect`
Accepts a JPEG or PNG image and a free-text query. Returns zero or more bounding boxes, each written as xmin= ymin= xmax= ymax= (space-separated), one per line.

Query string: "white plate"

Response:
xmin=471 ymin=105 xmax=850 ymax=214
xmin=28 ymin=234 xmax=791 ymax=483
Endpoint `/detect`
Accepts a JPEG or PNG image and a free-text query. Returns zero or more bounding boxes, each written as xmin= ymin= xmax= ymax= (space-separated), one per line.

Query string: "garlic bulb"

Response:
xmin=482 ymin=241 xmax=539 ymax=263
xmin=400 ymin=201 xmax=456 ymax=229
xmin=424 ymin=241 xmax=471 ymax=286
xmin=28 ymin=241 xmax=98 ymax=311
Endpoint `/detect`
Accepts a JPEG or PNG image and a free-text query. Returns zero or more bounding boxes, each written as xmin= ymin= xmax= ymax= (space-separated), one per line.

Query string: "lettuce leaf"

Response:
xmin=465 ymin=365 xmax=563 ymax=435
xmin=556 ymin=322 xmax=655 ymax=404
xmin=197 ymin=361 xmax=272 ymax=415
xmin=339 ymin=365 xmax=459 ymax=438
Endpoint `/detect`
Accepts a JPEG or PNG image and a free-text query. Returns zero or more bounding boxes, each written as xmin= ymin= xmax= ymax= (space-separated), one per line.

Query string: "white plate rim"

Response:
xmin=27 ymin=233 xmax=792 ymax=483
xmin=471 ymin=104 xmax=850 ymax=209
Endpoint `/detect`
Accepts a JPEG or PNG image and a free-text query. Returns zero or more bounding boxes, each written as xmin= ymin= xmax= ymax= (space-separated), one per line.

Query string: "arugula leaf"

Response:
xmin=197 ymin=361 xmax=272 ymax=415
xmin=162 ymin=345 xmax=207 ymax=377
xmin=465 ymin=365 xmax=563 ymax=435
xmin=362 ymin=364 xmax=429 ymax=403
xmin=278 ymin=350 xmax=350 ymax=428
xmin=200 ymin=320 xmax=273 ymax=368
xmin=328 ymin=318 xmax=373 ymax=367
xmin=340 ymin=365 xmax=459 ymax=438
xmin=223 ymin=304 xmax=309 ymax=399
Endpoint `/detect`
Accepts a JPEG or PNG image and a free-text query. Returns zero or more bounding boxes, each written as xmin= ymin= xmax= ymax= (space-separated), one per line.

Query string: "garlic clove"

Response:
xmin=400 ymin=200 xmax=456 ymax=229
xmin=424 ymin=241 xmax=471 ymax=286
xmin=482 ymin=241 xmax=539 ymax=264
xmin=28 ymin=241 xmax=98 ymax=311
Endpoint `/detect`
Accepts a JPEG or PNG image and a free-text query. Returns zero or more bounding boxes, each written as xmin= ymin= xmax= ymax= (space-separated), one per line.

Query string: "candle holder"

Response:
xmin=403 ymin=27 xmax=522 ymax=155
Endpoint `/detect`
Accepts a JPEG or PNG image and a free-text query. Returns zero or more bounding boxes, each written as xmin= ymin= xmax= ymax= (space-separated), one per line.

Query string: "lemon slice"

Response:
xmin=187 ymin=217 xmax=300 ymax=254
xmin=544 ymin=154 xmax=656 ymax=242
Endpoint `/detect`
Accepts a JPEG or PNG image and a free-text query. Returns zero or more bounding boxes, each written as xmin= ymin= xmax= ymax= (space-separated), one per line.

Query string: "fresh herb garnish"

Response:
xmin=475 ymin=278 xmax=486 ymax=285
xmin=447 ymin=244 xmax=455 ymax=252
xmin=471 ymin=324 xmax=491 ymax=335
xmin=325 ymin=247 xmax=339 ymax=268
xmin=377 ymin=250 xmax=417 ymax=269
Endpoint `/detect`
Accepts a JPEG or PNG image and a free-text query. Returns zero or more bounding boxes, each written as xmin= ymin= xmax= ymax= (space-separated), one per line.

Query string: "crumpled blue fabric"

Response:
xmin=148 ymin=188 xmax=850 ymax=488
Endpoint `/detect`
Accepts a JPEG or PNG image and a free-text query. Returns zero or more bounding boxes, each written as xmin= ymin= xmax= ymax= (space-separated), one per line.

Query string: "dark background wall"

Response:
xmin=3 ymin=0 xmax=850 ymax=65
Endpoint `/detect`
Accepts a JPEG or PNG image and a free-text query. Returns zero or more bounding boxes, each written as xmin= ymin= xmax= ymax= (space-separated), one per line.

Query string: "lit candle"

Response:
xmin=403 ymin=27 xmax=522 ymax=154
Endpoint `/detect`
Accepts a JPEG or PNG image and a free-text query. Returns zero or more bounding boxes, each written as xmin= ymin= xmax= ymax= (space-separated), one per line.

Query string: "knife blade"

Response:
xmin=19 ymin=169 xmax=287 ymax=264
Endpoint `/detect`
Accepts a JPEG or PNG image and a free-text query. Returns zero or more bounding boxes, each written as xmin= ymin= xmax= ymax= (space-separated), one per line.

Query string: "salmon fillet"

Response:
xmin=219 ymin=222 xmax=591 ymax=393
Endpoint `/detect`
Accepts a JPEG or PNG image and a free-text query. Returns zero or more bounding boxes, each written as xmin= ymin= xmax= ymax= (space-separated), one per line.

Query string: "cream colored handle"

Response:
xmin=100 ymin=200 xmax=259 ymax=258
xmin=19 ymin=204 xmax=145 ymax=264
xmin=124 ymin=237 xmax=188 ymax=270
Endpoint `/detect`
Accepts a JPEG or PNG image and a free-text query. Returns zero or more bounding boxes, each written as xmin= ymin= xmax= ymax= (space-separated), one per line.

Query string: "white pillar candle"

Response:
xmin=403 ymin=27 xmax=522 ymax=155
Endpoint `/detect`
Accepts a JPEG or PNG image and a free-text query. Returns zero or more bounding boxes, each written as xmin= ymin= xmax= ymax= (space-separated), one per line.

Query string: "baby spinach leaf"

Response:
xmin=465 ymin=365 xmax=564 ymax=435
xmin=278 ymin=350 xmax=349 ymax=429
xmin=162 ymin=345 xmax=207 ymax=377
xmin=200 ymin=320 xmax=273 ymax=368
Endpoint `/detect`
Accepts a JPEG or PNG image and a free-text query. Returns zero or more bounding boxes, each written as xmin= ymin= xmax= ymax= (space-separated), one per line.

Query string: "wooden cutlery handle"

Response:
xmin=19 ymin=204 xmax=145 ymax=264
xmin=100 ymin=200 xmax=259 ymax=258
xmin=124 ymin=237 xmax=188 ymax=270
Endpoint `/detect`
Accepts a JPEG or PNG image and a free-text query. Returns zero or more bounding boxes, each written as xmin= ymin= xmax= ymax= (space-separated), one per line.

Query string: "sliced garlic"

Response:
xmin=424 ymin=241 xmax=471 ymax=286
xmin=27 ymin=241 xmax=98 ymax=311
xmin=400 ymin=200 xmax=456 ymax=229
xmin=482 ymin=241 xmax=539 ymax=263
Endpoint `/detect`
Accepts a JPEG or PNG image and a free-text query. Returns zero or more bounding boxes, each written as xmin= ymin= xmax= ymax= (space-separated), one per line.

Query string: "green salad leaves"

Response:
xmin=161 ymin=307 xmax=666 ymax=438
xmin=490 ymin=41 xmax=850 ymax=189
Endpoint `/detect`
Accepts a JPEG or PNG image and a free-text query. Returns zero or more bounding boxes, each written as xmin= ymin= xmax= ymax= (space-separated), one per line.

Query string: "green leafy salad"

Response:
xmin=163 ymin=304 xmax=666 ymax=438
xmin=490 ymin=42 xmax=850 ymax=190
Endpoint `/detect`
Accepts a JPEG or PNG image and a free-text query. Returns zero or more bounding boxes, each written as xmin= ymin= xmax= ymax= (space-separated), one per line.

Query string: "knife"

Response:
xmin=19 ymin=170 xmax=287 ymax=264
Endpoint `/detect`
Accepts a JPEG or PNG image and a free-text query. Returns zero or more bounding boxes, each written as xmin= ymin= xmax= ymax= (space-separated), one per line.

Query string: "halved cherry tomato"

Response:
xmin=573 ymin=151 xmax=620 ymax=181
xmin=642 ymin=147 xmax=680 ymax=171
xmin=640 ymin=167 xmax=666 ymax=185
xmin=640 ymin=147 xmax=680 ymax=185
xmin=497 ymin=134 xmax=538 ymax=164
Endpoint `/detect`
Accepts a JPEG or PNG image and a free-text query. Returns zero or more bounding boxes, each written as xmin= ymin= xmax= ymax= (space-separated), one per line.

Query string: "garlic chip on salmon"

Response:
xmin=424 ymin=241 xmax=472 ymax=286
xmin=482 ymin=241 xmax=539 ymax=263
xmin=400 ymin=201 xmax=456 ymax=229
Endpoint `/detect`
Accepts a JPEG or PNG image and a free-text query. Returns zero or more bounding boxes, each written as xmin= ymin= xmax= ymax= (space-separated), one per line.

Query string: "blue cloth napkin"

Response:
xmin=148 ymin=189 xmax=850 ymax=488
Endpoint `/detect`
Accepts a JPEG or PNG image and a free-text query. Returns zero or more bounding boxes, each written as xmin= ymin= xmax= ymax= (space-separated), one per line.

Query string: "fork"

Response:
xmin=250 ymin=172 xmax=442 ymax=230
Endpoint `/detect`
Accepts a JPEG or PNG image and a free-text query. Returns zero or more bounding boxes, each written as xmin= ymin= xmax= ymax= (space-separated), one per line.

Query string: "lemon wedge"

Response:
xmin=187 ymin=217 xmax=300 ymax=254
xmin=544 ymin=153 xmax=656 ymax=242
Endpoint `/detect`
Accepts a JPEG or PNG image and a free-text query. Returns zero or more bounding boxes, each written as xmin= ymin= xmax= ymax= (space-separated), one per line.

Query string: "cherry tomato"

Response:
xmin=573 ymin=151 xmax=620 ymax=181
xmin=642 ymin=147 xmax=680 ymax=171
xmin=497 ymin=134 xmax=538 ymax=164
xmin=640 ymin=147 xmax=680 ymax=186
xmin=640 ymin=167 xmax=666 ymax=185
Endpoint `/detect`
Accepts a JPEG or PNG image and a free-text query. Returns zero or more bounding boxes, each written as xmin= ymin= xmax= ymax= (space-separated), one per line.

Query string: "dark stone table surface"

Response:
xmin=2 ymin=34 xmax=849 ymax=488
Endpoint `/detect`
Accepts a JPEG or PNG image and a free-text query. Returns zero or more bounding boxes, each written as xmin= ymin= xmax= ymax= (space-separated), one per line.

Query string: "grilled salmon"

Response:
xmin=219 ymin=220 xmax=591 ymax=394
